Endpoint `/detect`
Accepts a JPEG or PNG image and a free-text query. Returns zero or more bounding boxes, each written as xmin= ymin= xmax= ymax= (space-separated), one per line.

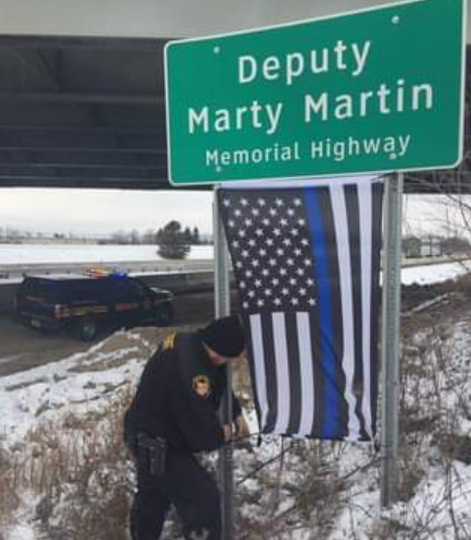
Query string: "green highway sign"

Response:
xmin=164 ymin=0 xmax=466 ymax=185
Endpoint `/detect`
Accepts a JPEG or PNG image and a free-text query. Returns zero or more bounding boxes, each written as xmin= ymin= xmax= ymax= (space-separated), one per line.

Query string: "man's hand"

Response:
xmin=222 ymin=424 xmax=233 ymax=442
xmin=235 ymin=415 xmax=250 ymax=440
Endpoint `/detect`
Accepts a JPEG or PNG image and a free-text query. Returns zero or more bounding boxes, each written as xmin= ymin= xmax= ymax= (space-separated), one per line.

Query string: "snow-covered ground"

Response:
xmin=0 ymin=243 xmax=213 ymax=265
xmin=1 ymin=263 xmax=471 ymax=539
xmin=401 ymin=260 xmax=471 ymax=285
xmin=0 ymin=332 xmax=147 ymax=446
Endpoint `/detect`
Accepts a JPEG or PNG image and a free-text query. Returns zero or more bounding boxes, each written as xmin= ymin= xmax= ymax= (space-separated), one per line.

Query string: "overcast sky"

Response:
xmin=0 ymin=189 xmax=214 ymax=236
xmin=0 ymin=186 xmax=470 ymax=239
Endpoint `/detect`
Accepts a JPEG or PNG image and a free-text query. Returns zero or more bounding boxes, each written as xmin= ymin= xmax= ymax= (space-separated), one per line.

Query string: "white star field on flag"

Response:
xmin=222 ymin=193 xmax=317 ymax=313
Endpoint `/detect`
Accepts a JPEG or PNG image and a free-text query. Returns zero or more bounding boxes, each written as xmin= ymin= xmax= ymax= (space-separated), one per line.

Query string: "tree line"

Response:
xmin=107 ymin=222 xmax=211 ymax=247
xmin=107 ymin=221 xmax=211 ymax=260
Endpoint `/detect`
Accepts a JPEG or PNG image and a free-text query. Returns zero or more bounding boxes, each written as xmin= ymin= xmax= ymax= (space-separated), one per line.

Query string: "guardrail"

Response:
xmin=0 ymin=259 xmax=213 ymax=280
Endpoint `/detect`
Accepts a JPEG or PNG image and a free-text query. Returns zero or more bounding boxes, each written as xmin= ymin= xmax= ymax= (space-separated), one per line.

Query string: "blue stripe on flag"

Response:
xmin=304 ymin=187 xmax=338 ymax=439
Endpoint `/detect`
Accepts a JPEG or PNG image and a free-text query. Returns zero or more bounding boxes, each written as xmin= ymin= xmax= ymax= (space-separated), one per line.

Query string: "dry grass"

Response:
xmin=0 ymin=446 xmax=21 ymax=533
xmin=1 ymin=387 xmax=135 ymax=540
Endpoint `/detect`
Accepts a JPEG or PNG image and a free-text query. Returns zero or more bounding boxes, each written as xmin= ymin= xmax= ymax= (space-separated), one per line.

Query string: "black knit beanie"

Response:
xmin=200 ymin=316 xmax=245 ymax=357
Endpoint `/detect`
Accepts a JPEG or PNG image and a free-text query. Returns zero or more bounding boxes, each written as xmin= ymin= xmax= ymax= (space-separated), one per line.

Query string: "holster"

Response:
xmin=136 ymin=432 xmax=167 ymax=476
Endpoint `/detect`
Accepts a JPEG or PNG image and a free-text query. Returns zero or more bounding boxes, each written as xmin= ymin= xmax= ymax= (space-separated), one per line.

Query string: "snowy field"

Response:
xmin=1 ymin=262 xmax=471 ymax=539
xmin=0 ymin=243 xmax=213 ymax=265
xmin=401 ymin=259 xmax=471 ymax=285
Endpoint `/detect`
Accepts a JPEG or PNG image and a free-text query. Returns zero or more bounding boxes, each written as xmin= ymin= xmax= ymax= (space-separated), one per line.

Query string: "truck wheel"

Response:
xmin=154 ymin=303 xmax=173 ymax=327
xmin=75 ymin=317 xmax=97 ymax=342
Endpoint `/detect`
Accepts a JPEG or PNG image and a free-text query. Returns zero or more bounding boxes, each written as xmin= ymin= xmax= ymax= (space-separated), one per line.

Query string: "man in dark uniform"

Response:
xmin=124 ymin=315 xmax=249 ymax=540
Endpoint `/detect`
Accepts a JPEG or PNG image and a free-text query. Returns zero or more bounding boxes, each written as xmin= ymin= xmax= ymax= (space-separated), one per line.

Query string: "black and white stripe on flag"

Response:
xmin=218 ymin=177 xmax=383 ymax=441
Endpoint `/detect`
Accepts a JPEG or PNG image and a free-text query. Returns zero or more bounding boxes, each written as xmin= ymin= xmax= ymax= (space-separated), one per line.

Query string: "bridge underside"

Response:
xmin=0 ymin=35 xmax=469 ymax=194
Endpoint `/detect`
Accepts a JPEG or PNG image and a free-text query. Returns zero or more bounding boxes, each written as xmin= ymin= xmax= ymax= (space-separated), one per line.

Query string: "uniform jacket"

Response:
xmin=124 ymin=331 xmax=242 ymax=453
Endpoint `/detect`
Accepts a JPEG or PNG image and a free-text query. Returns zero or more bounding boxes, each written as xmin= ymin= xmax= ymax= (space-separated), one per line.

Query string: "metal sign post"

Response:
xmin=380 ymin=172 xmax=403 ymax=507
xmin=213 ymin=186 xmax=234 ymax=539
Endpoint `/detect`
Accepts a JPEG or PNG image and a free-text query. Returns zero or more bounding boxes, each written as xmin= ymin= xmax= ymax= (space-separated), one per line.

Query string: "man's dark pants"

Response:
xmin=130 ymin=450 xmax=222 ymax=540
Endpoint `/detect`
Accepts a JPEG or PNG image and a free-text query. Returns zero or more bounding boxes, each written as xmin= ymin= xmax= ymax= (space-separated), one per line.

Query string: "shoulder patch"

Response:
xmin=163 ymin=332 xmax=176 ymax=350
xmin=192 ymin=375 xmax=212 ymax=399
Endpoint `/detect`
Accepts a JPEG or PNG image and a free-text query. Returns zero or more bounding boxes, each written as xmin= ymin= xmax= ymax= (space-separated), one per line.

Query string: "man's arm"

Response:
xmin=170 ymin=385 xmax=226 ymax=452
xmin=230 ymin=392 xmax=250 ymax=439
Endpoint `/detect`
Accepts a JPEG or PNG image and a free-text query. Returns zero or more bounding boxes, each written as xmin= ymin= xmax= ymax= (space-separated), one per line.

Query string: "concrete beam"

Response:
xmin=1 ymin=0 xmax=468 ymax=42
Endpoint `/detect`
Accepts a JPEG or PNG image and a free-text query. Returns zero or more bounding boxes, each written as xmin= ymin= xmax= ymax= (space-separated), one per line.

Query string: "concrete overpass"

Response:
xmin=0 ymin=0 xmax=468 ymax=192
xmin=0 ymin=0 xmax=470 ymax=41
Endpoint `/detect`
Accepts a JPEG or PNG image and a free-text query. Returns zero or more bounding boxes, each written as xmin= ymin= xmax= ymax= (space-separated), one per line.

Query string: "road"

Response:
xmin=0 ymin=290 xmax=239 ymax=378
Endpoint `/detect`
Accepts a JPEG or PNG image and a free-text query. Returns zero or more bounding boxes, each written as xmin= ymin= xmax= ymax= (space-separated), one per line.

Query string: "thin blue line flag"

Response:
xmin=218 ymin=176 xmax=383 ymax=441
